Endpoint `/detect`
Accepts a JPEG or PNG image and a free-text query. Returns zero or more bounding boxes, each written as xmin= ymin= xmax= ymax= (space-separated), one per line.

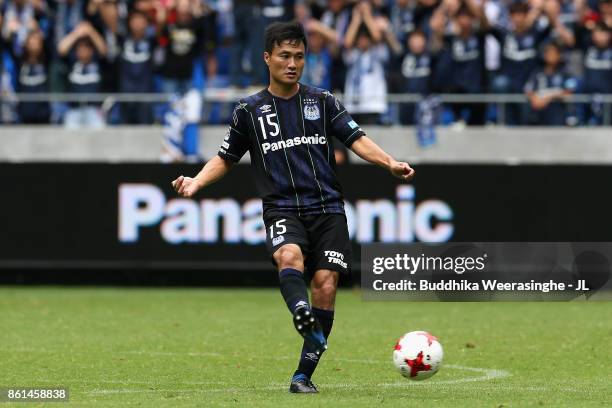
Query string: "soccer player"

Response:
xmin=172 ymin=22 xmax=414 ymax=393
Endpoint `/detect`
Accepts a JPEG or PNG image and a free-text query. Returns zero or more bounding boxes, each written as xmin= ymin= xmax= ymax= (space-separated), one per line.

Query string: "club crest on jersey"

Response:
xmin=259 ymin=104 xmax=272 ymax=114
xmin=304 ymin=104 xmax=320 ymax=120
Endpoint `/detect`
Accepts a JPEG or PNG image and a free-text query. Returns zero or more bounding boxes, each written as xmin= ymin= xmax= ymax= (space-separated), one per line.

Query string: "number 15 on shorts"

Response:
xmin=269 ymin=219 xmax=286 ymax=246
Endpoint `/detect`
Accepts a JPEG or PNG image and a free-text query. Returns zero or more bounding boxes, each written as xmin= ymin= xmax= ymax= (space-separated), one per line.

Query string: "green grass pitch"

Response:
xmin=1 ymin=288 xmax=610 ymax=407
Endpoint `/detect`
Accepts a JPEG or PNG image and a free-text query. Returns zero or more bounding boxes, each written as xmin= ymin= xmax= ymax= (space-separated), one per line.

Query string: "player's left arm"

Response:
xmin=350 ymin=136 xmax=415 ymax=181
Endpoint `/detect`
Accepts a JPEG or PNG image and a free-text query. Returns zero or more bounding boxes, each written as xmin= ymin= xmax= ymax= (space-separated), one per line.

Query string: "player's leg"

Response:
xmin=264 ymin=213 xmax=327 ymax=355
xmin=273 ymin=243 xmax=328 ymax=355
xmin=310 ymin=269 xmax=339 ymax=339
xmin=291 ymin=214 xmax=351 ymax=392
xmin=273 ymin=243 xmax=307 ymax=312
xmin=292 ymin=268 xmax=339 ymax=388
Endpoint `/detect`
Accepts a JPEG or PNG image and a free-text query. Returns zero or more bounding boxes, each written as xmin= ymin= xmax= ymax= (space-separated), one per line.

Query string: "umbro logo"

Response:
xmin=305 ymin=353 xmax=319 ymax=362
xmin=259 ymin=104 xmax=272 ymax=113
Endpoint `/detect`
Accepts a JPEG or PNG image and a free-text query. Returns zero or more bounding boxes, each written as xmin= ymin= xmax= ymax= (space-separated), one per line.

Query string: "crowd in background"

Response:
xmin=0 ymin=0 xmax=611 ymax=126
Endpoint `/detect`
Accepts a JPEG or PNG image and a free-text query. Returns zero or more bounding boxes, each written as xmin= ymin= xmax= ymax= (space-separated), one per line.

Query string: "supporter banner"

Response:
xmin=1 ymin=164 xmax=611 ymax=270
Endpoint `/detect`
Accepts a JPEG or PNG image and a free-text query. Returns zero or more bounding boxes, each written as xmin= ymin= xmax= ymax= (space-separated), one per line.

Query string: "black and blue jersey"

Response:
xmin=218 ymin=83 xmax=365 ymax=216
xmin=400 ymin=51 xmax=432 ymax=95
xmin=524 ymin=68 xmax=577 ymax=125
xmin=490 ymin=25 xmax=551 ymax=91
xmin=583 ymin=46 xmax=612 ymax=94
xmin=444 ymin=33 xmax=486 ymax=93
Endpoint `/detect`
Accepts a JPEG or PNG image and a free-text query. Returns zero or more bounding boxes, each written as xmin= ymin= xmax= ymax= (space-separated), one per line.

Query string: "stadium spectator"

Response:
xmin=489 ymin=0 xmax=574 ymax=124
xmin=57 ymin=21 xmax=107 ymax=128
xmin=2 ymin=0 xmax=49 ymax=58
xmin=49 ymin=0 xmax=86 ymax=121
xmin=262 ymin=0 xmax=294 ymax=25
xmin=387 ymin=0 xmax=446 ymax=49
xmin=397 ymin=30 xmax=433 ymax=124
xmin=2 ymin=0 xmax=612 ymax=126
xmin=16 ymin=29 xmax=50 ymax=123
xmin=87 ymin=0 xmax=129 ymax=21
xmin=556 ymin=0 xmax=579 ymax=31
xmin=343 ymin=1 xmax=389 ymax=124
xmin=157 ymin=0 xmax=207 ymax=95
xmin=431 ymin=0 xmax=488 ymax=125
xmin=90 ymin=0 xmax=124 ymax=93
xmin=581 ymin=22 xmax=612 ymax=124
xmin=229 ymin=0 xmax=265 ymax=87
xmin=199 ymin=0 xmax=219 ymax=80
xmin=301 ymin=29 xmax=334 ymax=90
xmin=320 ymin=0 xmax=351 ymax=91
xmin=1 ymin=69 xmax=18 ymax=124
xmin=119 ymin=10 xmax=155 ymax=123
xmin=376 ymin=8 xmax=403 ymax=54
xmin=524 ymin=42 xmax=577 ymax=125
xmin=598 ymin=0 xmax=612 ymax=28
xmin=415 ymin=0 xmax=443 ymax=31
xmin=389 ymin=0 xmax=418 ymax=45
xmin=320 ymin=0 xmax=351 ymax=43
xmin=297 ymin=3 xmax=339 ymax=90
xmin=52 ymin=0 xmax=86 ymax=48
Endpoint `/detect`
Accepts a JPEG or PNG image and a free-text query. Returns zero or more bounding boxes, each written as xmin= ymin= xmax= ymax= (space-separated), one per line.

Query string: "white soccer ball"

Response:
xmin=392 ymin=331 xmax=443 ymax=380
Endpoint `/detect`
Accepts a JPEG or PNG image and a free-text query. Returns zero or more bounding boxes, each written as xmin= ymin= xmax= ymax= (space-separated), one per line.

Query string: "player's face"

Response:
xmin=265 ymin=40 xmax=305 ymax=87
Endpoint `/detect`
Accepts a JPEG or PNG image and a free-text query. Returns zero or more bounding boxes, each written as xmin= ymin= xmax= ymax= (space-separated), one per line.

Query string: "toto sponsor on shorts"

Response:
xmin=117 ymin=184 xmax=454 ymax=245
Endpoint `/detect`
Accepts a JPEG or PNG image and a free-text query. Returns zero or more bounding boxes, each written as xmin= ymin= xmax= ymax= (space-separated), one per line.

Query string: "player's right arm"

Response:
xmin=172 ymin=156 xmax=234 ymax=198
xmin=323 ymin=92 xmax=415 ymax=181
xmin=172 ymin=101 xmax=251 ymax=198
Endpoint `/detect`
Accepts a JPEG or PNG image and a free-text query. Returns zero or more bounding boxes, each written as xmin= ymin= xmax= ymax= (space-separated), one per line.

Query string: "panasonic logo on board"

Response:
xmin=118 ymin=184 xmax=454 ymax=244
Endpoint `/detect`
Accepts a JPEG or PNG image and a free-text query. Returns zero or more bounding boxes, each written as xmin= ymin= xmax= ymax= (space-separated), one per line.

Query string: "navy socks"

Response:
xmin=294 ymin=307 xmax=335 ymax=380
xmin=278 ymin=268 xmax=310 ymax=314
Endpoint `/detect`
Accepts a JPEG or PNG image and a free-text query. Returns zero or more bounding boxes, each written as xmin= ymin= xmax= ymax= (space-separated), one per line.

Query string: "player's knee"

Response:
xmin=312 ymin=273 xmax=338 ymax=299
xmin=274 ymin=246 xmax=304 ymax=270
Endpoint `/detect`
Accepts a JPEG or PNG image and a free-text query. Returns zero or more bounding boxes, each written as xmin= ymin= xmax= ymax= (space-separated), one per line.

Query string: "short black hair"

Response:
xmin=543 ymin=40 xmax=563 ymax=54
xmin=129 ymin=9 xmax=150 ymax=22
xmin=75 ymin=37 xmax=94 ymax=49
xmin=408 ymin=29 xmax=426 ymax=39
xmin=456 ymin=2 xmax=474 ymax=17
xmin=264 ymin=22 xmax=307 ymax=54
xmin=356 ymin=24 xmax=372 ymax=40
xmin=509 ymin=2 xmax=529 ymax=14
xmin=593 ymin=21 xmax=611 ymax=33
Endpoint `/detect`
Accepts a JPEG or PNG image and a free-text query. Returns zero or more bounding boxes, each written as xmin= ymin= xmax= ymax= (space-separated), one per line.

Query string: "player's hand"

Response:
xmin=171 ymin=175 xmax=202 ymax=197
xmin=390 ymin=161 xmax=415 ymax=181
